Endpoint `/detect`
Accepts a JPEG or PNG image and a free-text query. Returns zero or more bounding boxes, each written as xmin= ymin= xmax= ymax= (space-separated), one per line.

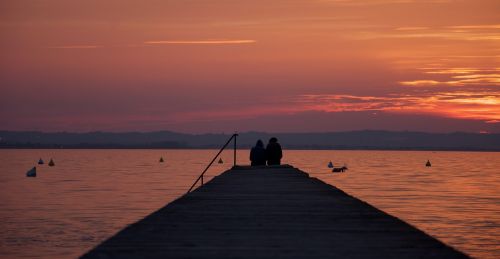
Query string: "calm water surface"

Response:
xmin=0 ymin=149 xmax=498 ymax=258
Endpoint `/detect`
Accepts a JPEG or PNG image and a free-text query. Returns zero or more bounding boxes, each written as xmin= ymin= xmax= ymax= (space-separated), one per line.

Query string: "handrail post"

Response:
xmin=233 ymin=133 xmax=238 ymax=167
xmin=186 ymin=133 xmax=238 ymax=194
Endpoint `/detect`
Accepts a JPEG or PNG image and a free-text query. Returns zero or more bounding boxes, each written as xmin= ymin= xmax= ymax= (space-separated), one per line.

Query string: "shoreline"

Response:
xmin=1 ymin=147 xmax=499 ymax=152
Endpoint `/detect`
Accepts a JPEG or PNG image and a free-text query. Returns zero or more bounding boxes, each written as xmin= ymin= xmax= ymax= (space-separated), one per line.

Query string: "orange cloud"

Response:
xmin=48 ymin=45 xmax=103 ymax=49
xmin=144 ymin=40 xmax=257 ymax=45
xmin=400 ymin=78 xmax=500 ymax=87
xmin=399 ymin=80 xmax=441 ymax=86
xmin=174 ymin=92 xmax=486 ymax=124
xmin=395 ymin=27 xmax=430 ymax=31
xmin=447 ymin=25 xmax=500 ymax=29
xmin=353 ymin=31 xmax=500 ymax=41
xmin=295 ymin=91 xmax=500 ymax=122
xmin=422 ymin=68 xmax=487 ymax=74
xmin=319 ymin=0 xmax=452 ymax=6
xmin=47 ymin=40 xmax=257 ymax=50
xmin=348 ymin=23 xmax=500 ymax=42
xmin=452 ymin=74 xmax=500 ymax=79
xmin=400 ymin=67 xmax=500 ymax=87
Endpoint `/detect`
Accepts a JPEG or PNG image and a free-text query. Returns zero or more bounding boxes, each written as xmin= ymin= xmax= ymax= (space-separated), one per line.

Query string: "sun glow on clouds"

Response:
xmin=422 ymin=68 xmax=492 ymax=74
xmin=2 ymin=0 xmax=500 ymax=133
xmin=400 ymin=80 xmax=441 ymax=86
xmin=188 ymin=90 xmax=500 ymax=125
xmin=400 ymin=68 xmax=500 ymax=87
xmin=400 ymin=78 xmax=500 ymax=87
xmin=296 ymin=92 xmax=500 ymax=123
xmin=392 ymin=62 xmax=500 ymax=122
xmin=350 ymin=23 xmax=500 ymax=41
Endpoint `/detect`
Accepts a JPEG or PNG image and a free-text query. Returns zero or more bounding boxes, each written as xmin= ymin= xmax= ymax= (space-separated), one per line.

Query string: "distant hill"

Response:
xmin=0 ymin=130 xmax=499 ymax=151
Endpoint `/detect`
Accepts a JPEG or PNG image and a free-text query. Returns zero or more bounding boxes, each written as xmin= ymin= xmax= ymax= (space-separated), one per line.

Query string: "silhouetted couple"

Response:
xmin=250 ymin=137 xmax=282 ymax=166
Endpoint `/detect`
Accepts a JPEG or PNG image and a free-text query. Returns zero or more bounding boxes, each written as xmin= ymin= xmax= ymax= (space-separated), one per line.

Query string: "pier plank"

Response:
xmin=81 ymin=165 xmax=469 ymax=258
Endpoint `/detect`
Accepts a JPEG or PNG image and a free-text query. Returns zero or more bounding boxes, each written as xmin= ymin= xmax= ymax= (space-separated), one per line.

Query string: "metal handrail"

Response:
xmin=187 ymin=133 xmax=238 ymax=193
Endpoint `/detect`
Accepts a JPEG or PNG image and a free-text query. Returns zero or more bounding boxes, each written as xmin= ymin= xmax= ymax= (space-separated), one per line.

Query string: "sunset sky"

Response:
xmin=1 ymin=0 xmax=499 ymax=133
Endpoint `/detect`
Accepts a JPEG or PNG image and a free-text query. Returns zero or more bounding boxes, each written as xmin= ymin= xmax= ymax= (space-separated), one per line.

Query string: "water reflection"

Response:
xmin=0 ymin=150 xmax=498 ymax=258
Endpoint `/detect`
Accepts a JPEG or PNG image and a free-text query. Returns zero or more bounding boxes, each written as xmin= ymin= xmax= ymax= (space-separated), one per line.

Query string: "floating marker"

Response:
xmin=426 ymin=160 xmax=431 ymax=167
xmin=48 ymin=158 xmax=55 ymax=167
xmin=328 ymin=161 xmax=334 ymax=168
xmin=159 ymin=157 xmax=164 ymax=163
xmin=38 ymin=158 xmax=44 ymax=165
xmin=218 ymin=158 xmax=223 ymax=164
xmin=26 ymin=167 xmax=36 ymax=177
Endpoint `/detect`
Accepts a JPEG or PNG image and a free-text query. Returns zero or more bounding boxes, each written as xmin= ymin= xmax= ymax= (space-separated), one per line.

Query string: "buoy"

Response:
xmin=426 ymin=160 xmax=431 ymax=167
xmin=48 ymin=159 xmax=55 ymax=167
xmin=26 ymin=167 xmax=36 ymax=177
xmin=159 ymin=157 xmax=164 ymax=163
xmin=328 ymin=161 xmax=334 ymax=168
xmin=38 ymin=158 xmax=44 ymax=165
xmin=218 ymin=158 xmax=223 ymax=164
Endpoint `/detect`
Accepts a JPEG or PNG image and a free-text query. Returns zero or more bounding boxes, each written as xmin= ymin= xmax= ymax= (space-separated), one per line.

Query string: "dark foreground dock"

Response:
xmin=81 ymin=165 xmax=468 ymax=258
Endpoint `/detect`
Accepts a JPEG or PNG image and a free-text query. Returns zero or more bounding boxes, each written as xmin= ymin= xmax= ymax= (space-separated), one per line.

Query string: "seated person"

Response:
xmin=266 ymin=137 xmax=283 ymax=165
xmin=250 ymin=139 xmax=266 ymax=166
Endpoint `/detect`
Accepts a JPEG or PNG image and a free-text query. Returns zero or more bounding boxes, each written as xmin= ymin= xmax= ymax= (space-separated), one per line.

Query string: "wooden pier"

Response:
xmin=81 ymin=165 xmax=468 ymax=258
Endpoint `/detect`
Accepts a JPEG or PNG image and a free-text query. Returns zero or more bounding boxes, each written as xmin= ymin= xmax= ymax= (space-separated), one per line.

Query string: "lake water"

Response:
xmin=0 ymin=149 xmax=498 ymax=258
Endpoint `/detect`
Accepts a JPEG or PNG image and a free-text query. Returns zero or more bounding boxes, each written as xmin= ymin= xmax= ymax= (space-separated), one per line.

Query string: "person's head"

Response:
xmin=255 ymin=139 xmax=264 ymax=148
xmin=269 ymin=137 xmax=278 ymax=143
